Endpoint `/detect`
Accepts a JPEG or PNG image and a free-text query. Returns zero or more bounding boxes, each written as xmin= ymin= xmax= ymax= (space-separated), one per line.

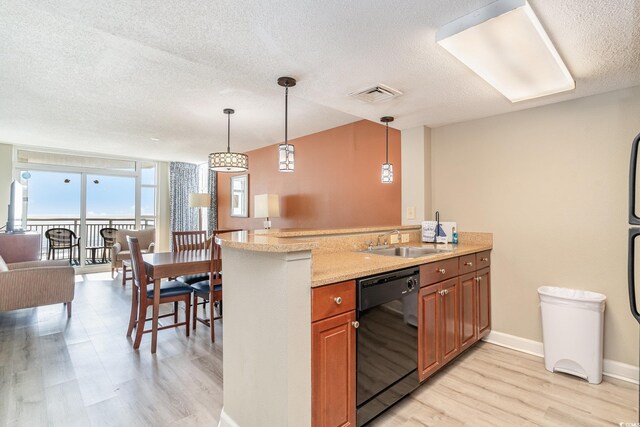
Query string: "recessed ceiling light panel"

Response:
xmin=436 ymin=0 xmax=575 ymax=102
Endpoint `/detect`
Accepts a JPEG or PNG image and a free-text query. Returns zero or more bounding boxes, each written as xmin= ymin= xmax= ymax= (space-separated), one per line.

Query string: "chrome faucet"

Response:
xmin=376 ymin=229 xmax=400 ymax=246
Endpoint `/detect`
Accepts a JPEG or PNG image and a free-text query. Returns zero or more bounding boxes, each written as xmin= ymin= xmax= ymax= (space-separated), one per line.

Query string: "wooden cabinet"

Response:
xmin=440 ymin=278 xmax=460 ymax=365
xmin=459 ymin=272 xmax=477 ymax=351
xmin=312 ymin=280 xmax=356 ymax=322
xmin=417 ymin=283 xmax=441 ymax=381
xmin=418 ymin=251 xmax=491 ymax=382
xmin=312 ymin=292 xmax=356 ymax=427
xmin=311 ymin=250 xmax=491 ymax=426
xmin=417 ymin=274 xmax=460 ymax=382
xmin=421 ymin=257 xmax=459 ymax=286
xmin=477 ymin=267 xmax=491 ymax=339
xmin=476 ymin=250 xmax=491 ymax=270
xmin=458 ymin=254 xmax=476 ymax=275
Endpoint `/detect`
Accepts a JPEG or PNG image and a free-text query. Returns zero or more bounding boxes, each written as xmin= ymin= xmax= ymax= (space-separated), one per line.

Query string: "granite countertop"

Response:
xmin=216 ymin=226 xmax=492 ymax=287
xmin=216 ymin=225 xmax=420 ymax=252
xmin=311 ymin=241 xmax=492 ymax=286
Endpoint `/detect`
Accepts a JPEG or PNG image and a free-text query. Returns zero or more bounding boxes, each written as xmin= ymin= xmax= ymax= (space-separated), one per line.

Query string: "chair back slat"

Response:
xmin=209 ymin=239 xmax=222 ymax=285
xmin=208 ymin=229 xmax=242 ymax=284
xmin=126 ymin=236 xmax=148 ymax=290
xmin=173 ymin=231 xmax=208 ymax=252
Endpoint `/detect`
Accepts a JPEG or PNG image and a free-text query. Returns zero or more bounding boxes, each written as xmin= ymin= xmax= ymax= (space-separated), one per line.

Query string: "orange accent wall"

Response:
xmin=217 ymin=119 xmax=401 ymax=230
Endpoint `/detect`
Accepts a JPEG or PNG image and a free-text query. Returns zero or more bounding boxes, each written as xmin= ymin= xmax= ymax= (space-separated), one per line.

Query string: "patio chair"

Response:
xmin=44 ymin=228 xmax=80 ymax=265
xmin=100 ymin=227 xmax=117 ymax=263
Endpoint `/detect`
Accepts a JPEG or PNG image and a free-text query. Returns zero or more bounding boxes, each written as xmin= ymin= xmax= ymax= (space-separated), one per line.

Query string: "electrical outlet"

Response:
xmin=406 ymin=206 xmax=416 ymax=220
xmin=401 ymin=233 xmax=409 ymax=243
xmin=390 ymin=234 xmax=399 ymax=244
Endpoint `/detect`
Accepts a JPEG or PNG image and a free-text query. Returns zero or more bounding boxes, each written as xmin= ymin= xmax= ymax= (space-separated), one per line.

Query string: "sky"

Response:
xmin=23 ymin=170 xmax=155 ymax=218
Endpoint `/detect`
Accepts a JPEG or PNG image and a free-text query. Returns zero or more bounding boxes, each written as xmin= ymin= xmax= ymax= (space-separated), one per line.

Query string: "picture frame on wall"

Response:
xmin=230 ymin=174 xmax=249 ymax=217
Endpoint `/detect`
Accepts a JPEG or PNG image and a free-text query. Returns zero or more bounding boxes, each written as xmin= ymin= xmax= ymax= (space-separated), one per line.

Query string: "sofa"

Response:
xmin=0 ymin=257 xmax=75 ymax=317
xmin=111 ymin=228 xmax=155 ymax=277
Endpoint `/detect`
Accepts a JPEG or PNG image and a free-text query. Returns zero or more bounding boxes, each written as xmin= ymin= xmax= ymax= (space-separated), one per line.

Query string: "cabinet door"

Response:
xmin=312 ymin=311 xmax=356 ymax=427
xmin=440 ymin=278 xmax=460 ymax=365
xmin=459 ymin=272 xmax=477 ymax=351
xmin=418 ymin=283 xmax=441 ymax=382
xmin=477 ymin=267 xmax=491 ymax=339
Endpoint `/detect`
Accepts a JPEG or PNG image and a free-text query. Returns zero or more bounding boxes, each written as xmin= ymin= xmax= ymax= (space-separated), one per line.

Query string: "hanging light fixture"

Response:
xmin=277 ymin=76 xmax=296 ymax=172
xmin=380 ymin=116 xmax=394 ymax=184
xmin=209 ymin=108 xmax=248 ymax=172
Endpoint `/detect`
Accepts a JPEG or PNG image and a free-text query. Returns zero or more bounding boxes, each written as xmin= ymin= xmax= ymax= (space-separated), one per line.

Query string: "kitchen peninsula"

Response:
xmin=216 ymin=226 xmax=493 ymax=427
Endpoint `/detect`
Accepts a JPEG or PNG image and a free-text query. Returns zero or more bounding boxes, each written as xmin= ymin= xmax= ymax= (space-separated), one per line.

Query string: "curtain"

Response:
xmin=208 ymin=170 xmax=218 ymax=234
xmin=169 ymin=162 xmax=199 ymax=248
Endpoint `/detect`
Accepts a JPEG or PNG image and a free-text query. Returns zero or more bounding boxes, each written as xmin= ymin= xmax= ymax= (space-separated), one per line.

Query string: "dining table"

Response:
xmin=142 ymin=249 xmax=211 ymax=353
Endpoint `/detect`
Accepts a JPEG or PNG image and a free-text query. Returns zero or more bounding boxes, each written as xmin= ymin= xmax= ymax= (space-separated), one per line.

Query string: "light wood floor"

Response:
xmin=0 ymin=273 xmax=637 ymax=426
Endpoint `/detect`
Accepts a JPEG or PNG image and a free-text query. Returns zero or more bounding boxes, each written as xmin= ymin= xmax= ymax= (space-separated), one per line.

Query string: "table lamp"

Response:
xmin=189 ymin=193 xmax=211 ymax=231
xmin=254 ymin=194 xmax=280 ymax=229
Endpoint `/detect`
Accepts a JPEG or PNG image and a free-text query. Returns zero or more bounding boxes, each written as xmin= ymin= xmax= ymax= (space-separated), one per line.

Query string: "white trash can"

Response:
xmin=537 ymin=286 xmax=606 ymax=384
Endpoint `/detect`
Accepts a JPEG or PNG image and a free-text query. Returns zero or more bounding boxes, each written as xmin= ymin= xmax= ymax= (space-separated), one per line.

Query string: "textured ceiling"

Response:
xmin=1 ymin=0 xmax=639 ymax=163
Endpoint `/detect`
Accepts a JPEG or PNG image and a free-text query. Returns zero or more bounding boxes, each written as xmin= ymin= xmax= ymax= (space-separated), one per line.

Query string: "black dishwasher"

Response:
xmin=356 ymin=267 xmax=420 ymax=426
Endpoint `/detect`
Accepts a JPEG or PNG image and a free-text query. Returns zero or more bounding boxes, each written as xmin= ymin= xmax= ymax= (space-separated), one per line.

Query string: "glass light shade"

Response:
xmin=436 ymin=0 xmax=574 ymax=102
xmin=278 ymin=143 xmax=294 ymax=172
xmin=381 ymin=163 xmax=393 ymax=184
xmin=209 ymin=151 xmax=248 ymax=172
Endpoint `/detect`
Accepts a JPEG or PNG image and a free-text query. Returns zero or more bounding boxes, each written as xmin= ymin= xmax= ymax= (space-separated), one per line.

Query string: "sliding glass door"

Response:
xmin=16 ymin=150 xmax=157 ymax=270
xmin=85 ymin=174 xmax=136 ymax=265
xmin=22 ymin=170 xmax=82 ymax=264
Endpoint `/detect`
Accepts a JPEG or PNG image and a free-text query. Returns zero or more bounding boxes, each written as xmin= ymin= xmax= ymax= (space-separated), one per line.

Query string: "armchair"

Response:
xmin=0 ymin=258 xmax=75 ymax=317
xmin=111 ymin=228 xmax=156 ymax=278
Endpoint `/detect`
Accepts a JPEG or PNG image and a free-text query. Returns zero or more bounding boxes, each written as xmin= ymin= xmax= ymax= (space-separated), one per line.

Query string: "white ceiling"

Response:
xmin=1 ymin=0 xmax=639 ymax=163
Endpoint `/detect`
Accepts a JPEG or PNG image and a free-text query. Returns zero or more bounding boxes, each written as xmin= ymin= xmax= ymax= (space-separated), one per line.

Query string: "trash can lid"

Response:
xmin=537 ymin=286 xmax=606 ymax=303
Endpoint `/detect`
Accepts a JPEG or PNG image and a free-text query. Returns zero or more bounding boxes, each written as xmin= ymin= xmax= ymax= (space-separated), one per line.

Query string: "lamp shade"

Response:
xmin=189 ymin=193 xmax=211 ymax=208
xmin=254 ymin=194 xmax=280 ymax=218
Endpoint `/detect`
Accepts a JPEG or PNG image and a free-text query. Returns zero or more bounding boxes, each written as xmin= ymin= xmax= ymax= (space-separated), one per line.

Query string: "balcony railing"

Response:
xmin=27 ymin=217 xmax=155 ymax=263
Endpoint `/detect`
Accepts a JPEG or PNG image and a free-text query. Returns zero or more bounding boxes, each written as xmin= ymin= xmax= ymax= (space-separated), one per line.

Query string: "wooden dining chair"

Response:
xmin=126 ymin=236 xmax=193 ymax=351
xmin=176 ymin=229 xmax=242 ymax=286
xmin=173 ymin=230 xmax=208 ymax=252
xmin=190 ymin=239 xmax=223 ymax=343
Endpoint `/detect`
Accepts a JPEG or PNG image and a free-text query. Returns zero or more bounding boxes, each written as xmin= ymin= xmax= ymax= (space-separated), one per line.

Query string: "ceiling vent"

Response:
xmin=349 ymin=84 xmax=403 ymax=103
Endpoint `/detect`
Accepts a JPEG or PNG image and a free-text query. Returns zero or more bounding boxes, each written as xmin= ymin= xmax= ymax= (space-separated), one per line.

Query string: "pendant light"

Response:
xmin=380 ymin=116 xmax=394 ymax=184
xmin=278 ymin=76 xmax=296 ymax=172
xmin=209 ymin=108 xmax=248 ymax=172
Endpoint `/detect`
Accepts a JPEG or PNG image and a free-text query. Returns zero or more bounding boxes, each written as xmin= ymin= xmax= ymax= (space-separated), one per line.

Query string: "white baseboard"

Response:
xmin=218 ymin=407 xmax=240 ymax=427
xmin=483 ymin=331 xmax=639 ymax=385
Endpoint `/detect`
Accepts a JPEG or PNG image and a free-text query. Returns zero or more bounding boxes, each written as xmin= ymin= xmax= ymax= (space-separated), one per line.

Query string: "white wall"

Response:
xmin=0 ymin=143 xmax=14 ymax=227
xmin=430 ymin=86 xmax=640 ymax=366
xmin=401 ymin=126 xmax=431 ymax=224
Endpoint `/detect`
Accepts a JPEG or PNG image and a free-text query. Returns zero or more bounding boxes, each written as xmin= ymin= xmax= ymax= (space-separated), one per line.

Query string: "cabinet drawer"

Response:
xmin=312 ymin=280 xmax=356 ymax=322
xmin=420 ymin=258 xmax=459 ymax=286
xmin=476 ymin=251 xmax=491 ymax=269
xmin=459 ymin=254 xmax=476 ymax=274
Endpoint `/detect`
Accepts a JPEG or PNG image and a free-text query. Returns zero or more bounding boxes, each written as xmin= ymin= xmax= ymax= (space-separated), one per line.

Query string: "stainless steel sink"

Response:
xmin=360 ymin=246 xmax=453 ymax=258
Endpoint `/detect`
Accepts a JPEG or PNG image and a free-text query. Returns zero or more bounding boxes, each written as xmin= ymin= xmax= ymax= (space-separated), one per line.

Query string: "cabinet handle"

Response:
xmin=439 ymin=289 xmax=448 ymax=296
xmin=438 ymin=268 xmax=446 ymax=274
xmin=481 ymin=257 xmax=489 ymax=262
xmin=352 ymin=321 xmax=360 ymax=329
xmin=476 ymin=277 xmax=482 ymax=282
xmin=334 ymin=296 xmax=342 ymax=305
xmin=464 ymin=262 xmax=473 ymax=266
